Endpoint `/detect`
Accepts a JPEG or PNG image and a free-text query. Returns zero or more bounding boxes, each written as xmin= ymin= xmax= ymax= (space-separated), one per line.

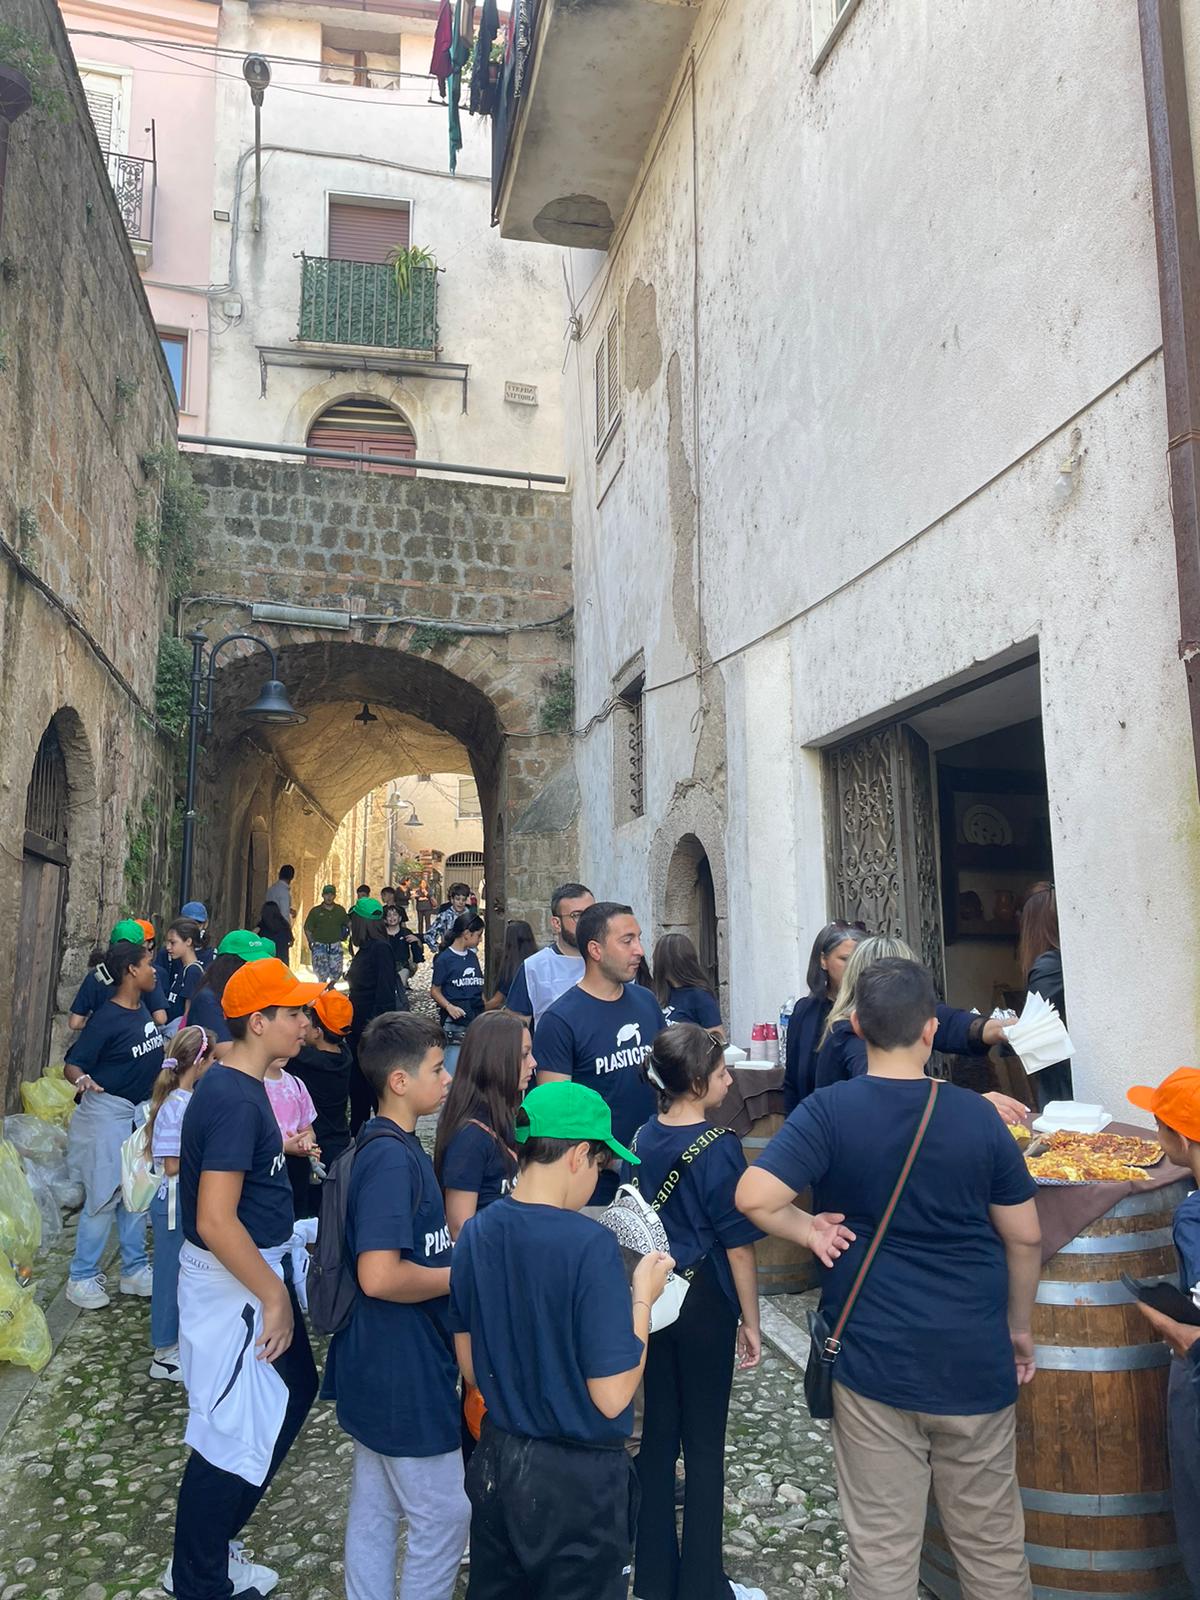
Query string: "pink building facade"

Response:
xmin=58 ymin=0 xmax=218 ymax=432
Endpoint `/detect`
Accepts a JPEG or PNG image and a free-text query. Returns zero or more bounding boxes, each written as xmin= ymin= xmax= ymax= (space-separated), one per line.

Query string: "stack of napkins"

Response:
xmin=1003 ymin=989 xmax=1074 ymax=1075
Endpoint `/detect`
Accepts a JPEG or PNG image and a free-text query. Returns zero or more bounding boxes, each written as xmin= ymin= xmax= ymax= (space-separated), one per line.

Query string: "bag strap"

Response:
xmin=645 ymin=1127 xmax=731 ymax=1212
xmin=466 ymin=1117 xmax=518 ymax=1168
xmin=827 ymin=1079 xmax=940 ymax=1348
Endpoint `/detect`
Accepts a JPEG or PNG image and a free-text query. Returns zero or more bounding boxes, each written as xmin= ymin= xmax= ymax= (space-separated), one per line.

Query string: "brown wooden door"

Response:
xmin=11 ymin=837 xmax=67 ymax=1099
xmin=826 ymin=722 xmax=945 ymax=994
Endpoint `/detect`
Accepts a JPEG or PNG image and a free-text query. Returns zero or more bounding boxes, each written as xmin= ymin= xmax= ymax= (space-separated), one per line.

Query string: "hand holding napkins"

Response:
xmin=1002 ymin=989 xmax=1074 ymax=1075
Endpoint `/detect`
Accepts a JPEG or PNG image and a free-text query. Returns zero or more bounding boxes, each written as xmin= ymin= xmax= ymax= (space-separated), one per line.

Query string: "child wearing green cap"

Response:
xmin=448 ymin=1080 xmax=674 ymax=1600
xmin=69 ymin=918 xmax=169 ymax=1030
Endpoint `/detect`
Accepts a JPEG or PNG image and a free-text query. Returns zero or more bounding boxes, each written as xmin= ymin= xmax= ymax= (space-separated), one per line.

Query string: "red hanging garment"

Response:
xmin=430 ymin=0 xmax=453 ymax=96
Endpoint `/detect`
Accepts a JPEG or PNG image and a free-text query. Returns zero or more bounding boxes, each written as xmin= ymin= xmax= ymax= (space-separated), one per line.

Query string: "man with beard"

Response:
xmin=505 ymin=883 xmax=594 ymax=1030
xmin=535 ymin=902 xmax=663 ymax=1206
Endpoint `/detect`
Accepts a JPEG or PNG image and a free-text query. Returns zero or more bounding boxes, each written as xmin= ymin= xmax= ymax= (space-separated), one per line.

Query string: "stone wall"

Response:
xmin=0 ymin=0 xmax=179 ymax=1104
xmin=186 ymin=455 xmax=578 ymax=951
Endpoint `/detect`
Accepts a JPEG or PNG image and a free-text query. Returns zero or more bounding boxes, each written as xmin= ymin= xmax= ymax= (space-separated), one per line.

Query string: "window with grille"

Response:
xmin=614 ymin=672 xmax=645 ymax=822
xmin=594 ymin=313 xmax=621 ymax=454
xmin=457 ymin=778 xmax=482 ymax=819
xmin=25 ymin=724 xmax=68 ymax=848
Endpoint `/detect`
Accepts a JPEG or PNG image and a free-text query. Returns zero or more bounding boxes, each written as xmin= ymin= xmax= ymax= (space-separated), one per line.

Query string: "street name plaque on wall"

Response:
xmin=504 ymin=381 xmax=538 ymax=406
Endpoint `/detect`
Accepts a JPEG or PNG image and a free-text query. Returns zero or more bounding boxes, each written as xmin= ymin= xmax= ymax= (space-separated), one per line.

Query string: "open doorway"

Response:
xmin=662 ymin=834 xmax=721 ymax=996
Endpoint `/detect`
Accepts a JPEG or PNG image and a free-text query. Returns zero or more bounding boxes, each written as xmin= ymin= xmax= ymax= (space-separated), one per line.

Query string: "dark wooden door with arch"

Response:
xmin=12 ymin=724 xmax=69 ymax=1096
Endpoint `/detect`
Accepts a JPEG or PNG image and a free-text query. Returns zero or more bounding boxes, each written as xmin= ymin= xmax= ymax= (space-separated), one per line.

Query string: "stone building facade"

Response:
xmin=0 ymin=0 xmax=178 ymax=1104
xmin=186 ymin=454 xmax=576 ymax=953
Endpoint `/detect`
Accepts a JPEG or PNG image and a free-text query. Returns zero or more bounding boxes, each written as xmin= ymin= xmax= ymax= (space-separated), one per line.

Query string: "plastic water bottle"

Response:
xmin=778 ymin=998 xmax=795 ymax=1066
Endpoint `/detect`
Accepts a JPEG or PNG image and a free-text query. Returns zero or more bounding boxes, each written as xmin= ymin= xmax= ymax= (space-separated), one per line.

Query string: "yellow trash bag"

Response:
xmin=0 ymin=1141 xmax=41 ymax=1278
xmin=0 ymin=1255 xmax=50 ymax=1371
xmin=21 ymin=1067 xmax=77 ymax=1128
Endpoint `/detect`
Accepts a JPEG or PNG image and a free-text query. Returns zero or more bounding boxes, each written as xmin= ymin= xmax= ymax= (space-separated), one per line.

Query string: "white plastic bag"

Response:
xmin=119 ymin=1110 xmax=157 ymax=1215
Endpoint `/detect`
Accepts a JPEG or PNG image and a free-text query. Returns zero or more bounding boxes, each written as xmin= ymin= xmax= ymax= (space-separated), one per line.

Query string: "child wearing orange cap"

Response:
xmin=292 ymin=990 xmax=355 ymax=1185
xmin=1127 ymin=1067 xmax=1200 ymax=1592
xmin=168 ymin=956 xmax=325 ymax=1600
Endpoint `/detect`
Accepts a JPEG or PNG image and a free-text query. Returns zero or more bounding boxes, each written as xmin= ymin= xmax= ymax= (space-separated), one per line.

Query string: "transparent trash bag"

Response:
xmin=0 ymin=1141 xmax=42 ymax=1276
xmin=0 ymin=1256 xmax=51 ymax=1372
xmin=20 ymin=1159 xmax=62 ymax=1252
xmin=3 ymin=1115 xmax=66 ymax=1165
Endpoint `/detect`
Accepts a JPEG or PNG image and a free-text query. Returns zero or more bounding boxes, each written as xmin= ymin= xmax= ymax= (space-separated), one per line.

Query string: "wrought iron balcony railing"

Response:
xmin=297 ymin=255 xmax=439 ymax=352
xmin=103 ymin=150 xmax=155 ymax=247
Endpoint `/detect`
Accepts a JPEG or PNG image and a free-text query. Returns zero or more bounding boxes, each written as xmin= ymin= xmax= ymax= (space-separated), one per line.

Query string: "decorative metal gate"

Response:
xmin=11 ymin=724 xmax=69 ymax=1096
xmin=825 ymin=723 xmax=945 ymax=995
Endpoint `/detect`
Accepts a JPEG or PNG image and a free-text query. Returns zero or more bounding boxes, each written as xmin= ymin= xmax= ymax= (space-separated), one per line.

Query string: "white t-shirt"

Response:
xmin=264 ymin=879 xmax=292 ymax=918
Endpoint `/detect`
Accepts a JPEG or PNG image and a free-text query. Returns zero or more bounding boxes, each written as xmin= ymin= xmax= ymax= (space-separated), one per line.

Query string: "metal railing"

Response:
xmin=297 ymin=255 xmax=439 ymax=352
xmin=103 ymin=149 xmax=155 ymax=245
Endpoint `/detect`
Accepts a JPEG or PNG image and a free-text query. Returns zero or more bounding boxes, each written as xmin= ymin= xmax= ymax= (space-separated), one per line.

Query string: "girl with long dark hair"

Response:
xmin=782 ymin=922 xmax=869 ymax=1113
xmin=162 ymin=918 xmax=205 ymax=1027
xmin=63 ymin=939 xmax=165 ymax=1310
xmin=625 ymin=1023 xmax=763 ymax=1600
xmin=258 ymin=897 xmax=293 ymax=963
xmin=430 ymin=913 xmax=485 ymax=1075
xmin=434 ymin=1011 xmax=536 ymax=1238
xmin=1016 ymin=881 xmax=1072 ymax=1107
xmin=650 ymin=932 xmax=723 ymax=1037
xmin=347 ymin=899 xmax=401 ymax=1131
xmin=484 ymin=920 xmax=538 ymax=1010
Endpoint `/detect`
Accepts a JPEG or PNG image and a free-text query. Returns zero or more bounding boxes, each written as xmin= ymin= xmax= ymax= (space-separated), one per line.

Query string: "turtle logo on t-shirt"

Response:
xmin=594 ymin=1021 xmax=650 ymax=1076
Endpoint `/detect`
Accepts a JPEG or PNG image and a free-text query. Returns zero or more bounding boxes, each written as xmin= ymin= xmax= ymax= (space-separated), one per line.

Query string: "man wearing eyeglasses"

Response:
xmin=505 ymin=882 xmax=595 ymax=1028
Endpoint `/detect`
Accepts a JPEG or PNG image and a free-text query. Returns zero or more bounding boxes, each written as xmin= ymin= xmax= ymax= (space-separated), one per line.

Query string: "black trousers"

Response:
xmin=347 ymin=1052 xmax=376 ymax=1135
xmin=172 ymin=1285 xmax=318 ymax=1600
xmin=465 ymin=1419 xmax=639 ymax=1600
xmin=634 ymin=1257 xmax=737 ymax=1600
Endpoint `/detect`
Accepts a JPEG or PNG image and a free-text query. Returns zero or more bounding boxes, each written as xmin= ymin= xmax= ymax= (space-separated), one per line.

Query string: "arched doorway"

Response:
xmin=12 ymin=721 xmax=70 ymax=1084
xmin=445 ymin=850 xmax=486 ymax=898
xmin=306 ymin=396 xmax=416 ymax=475
xmin=663 ymin=833 xmax=721 ymax=995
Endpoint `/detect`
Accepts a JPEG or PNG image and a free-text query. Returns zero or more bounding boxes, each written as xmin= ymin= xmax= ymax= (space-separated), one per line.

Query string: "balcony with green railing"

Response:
xmin=297 ymin=255 xmax=439 ymax=353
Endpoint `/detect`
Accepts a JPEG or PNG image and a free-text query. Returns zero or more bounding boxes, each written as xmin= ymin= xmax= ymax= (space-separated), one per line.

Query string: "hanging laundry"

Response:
xmin=448 ymin=0 xmax=467 ymax=172
xmin=470 ymin=0 xmax=500 ymax=117
xmin=431 ymin=0 xmax=453 ymax=96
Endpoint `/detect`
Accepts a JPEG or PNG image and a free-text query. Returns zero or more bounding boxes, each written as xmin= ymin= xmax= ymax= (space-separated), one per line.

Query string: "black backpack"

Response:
xmin=307 ymin=1121 xmax=408 ymax=1336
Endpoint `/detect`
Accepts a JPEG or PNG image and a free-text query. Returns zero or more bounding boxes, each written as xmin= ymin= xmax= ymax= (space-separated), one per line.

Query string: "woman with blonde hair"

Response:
xmin=814 ymin=935 xmax=1027 ymax=1122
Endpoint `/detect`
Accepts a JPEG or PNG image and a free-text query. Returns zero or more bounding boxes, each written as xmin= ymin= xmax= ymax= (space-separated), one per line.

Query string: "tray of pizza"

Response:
xmin=1023 ymin=1128 xmax=1162 ymax=1185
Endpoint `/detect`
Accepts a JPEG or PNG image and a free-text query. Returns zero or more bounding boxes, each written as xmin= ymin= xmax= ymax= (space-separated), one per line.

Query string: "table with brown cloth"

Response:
xmin=1029 ymin=1118 xmax=1190 ymax=1262
xmin=716 ymin=1062 xmax=784 ymax=1139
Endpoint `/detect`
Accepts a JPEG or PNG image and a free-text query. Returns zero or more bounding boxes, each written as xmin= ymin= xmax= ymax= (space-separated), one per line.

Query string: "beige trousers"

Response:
xmin=831 ymin=1383 xmax=1030 ymax=1600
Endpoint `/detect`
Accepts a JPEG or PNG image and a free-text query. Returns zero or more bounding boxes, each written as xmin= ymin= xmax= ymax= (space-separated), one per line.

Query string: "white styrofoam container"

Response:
xmin=724 ymin=1046 xmax=748 ymax=1064
xmin=1032 ymin=1101 xmax=1112 ymax=1135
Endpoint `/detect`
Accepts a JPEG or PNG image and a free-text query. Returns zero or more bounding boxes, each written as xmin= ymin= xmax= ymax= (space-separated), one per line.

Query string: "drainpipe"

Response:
xmin=1138 ymin=0 xmax=1200 ymax=801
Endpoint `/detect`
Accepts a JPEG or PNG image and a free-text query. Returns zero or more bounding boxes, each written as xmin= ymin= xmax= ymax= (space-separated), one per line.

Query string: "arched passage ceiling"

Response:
xmin=205 ymin=639 xmax=505 ymax=827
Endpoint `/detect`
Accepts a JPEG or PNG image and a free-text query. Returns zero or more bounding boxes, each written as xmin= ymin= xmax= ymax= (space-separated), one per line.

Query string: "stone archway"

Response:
xmin=650 ymin=789 xmax=729 ymax=1011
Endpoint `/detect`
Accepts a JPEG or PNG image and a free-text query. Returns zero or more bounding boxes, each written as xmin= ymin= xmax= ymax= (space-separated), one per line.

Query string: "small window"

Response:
xmin=811 ymin=0 xmax=862 ymax=71
xmin=159 ymin=332 xmax=187 ymax=406
xmin=457 ymin=778 xmax=482 ymax=819
xmin=328 ymin=199 xmax=411 ymax=264
xmin=614 ymin=671 xmax=645 ymax=823
xmin=78 ymin=66 xmax=129 ymax=154
xmin=321 ymin=31 xmax=403 ymax=89
xmin=594 ymin=312 xmax=621 ymax=453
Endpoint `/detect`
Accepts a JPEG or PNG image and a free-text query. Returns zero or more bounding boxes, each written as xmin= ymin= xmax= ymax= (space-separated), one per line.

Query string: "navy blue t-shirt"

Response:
xmin=440 ymin=1117 xmax=517 ymax=1210
xmin=184 ymin=985 xmax=231 ymax=1044
xmin=431 ymin=947 xmax=486 ymax=1026
xmin=1174 ymin=1188 xmax=1200 ymax=1293
xmin=180 ymin=1064 xmax=293 ymax=1249
xmin=662 ymin=986 xmax=722 ymax=1030
xmin=64 ymin=1001 xmax=164 ymax=1103
xmin=71 ymin=968 xmax=167 ymax=1021
xmin=757 ymin=1077 xmax=1036 ymax=1415
xmin=536 ymin=984 xmax=663 ymax=1203
xmin=321 ymin=1120 xmax=458 ymax=1458
xmin=620 ymin=1120 xmax=761 ymax=1313
xmin=164 ymin=961 xmax=205 ymax=1024
xmin=814 ymin=1005 xmax=983 ymax=1091
xmin=448 ymin=1199 xmax=644 ymax=1444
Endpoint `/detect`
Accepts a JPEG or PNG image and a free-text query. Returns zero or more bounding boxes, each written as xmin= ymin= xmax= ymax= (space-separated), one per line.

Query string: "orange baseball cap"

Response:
xmin=1127 ymin=1068 xmax=1200 ymax=1142
xmin=137 ymin=920 xmax=155 ymax=942
xmin=312 ymin=989 xmax=353 ymax=1035
xmin=221 ymin=957 xmax=326 ymax=1019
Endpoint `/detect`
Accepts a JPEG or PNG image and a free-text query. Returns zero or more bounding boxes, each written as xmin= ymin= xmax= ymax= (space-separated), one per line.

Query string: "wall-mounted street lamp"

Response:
xmin=242 ymin=54 xmax=271 ymax=232
xmin=179 ymin=629 xmax=304 ymax=903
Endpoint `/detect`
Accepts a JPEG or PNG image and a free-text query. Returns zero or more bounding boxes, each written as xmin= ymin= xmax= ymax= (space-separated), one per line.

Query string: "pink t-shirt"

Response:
xmin=263 ymin=1068 xmax=318 ymax=1139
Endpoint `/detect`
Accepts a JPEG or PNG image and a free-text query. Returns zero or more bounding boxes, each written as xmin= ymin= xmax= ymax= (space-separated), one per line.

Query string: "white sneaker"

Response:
xmin=160 ymin=1543 xmax=278 ymax=1596
xmin=119 ymin=1266 xmax=154 ymax=1296
xmin=730 ymin=1584 xmax=768 ymax=1600
xmin=149 ymin=1346 xmax=184 ymax=1382
xmin=66 ymin=1274 xmax=110 ymax=1310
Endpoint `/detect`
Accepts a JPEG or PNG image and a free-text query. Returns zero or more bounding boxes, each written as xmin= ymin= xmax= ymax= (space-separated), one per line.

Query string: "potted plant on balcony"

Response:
xmin=387 ymin=243 xmax=437 ymax=297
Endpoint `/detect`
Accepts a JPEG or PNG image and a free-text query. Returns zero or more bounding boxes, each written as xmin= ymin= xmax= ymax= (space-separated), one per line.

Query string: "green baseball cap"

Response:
xmin=110 ymin=918 xmax=146 ymax=946
xmin=514 ymin=1081 xmax=639 ymax=1165
xmin=217 ymin=929 xmax=275 ymax=962
xmin=350 ymin=896 xmax=384 ymax=920
xmin=321 ymin=884 xmax=337 ymax=896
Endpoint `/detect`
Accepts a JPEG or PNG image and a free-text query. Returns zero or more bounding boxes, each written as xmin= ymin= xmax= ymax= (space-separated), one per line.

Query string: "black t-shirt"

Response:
xmin=290 ymin=1041 xmax=353 ymax=1164
xmin=180 ymin=1063 xmax=293 ymax=1249
xmin=64 ymin=1000 xmax=164 ymax=1102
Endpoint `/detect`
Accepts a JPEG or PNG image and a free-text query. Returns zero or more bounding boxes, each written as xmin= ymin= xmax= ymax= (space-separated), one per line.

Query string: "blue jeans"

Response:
xmin=150 ymin=1185 xmax=183 ymax=1348
xmin=443 ymin=1043 xmax=461 ymax=1077
xmin=70 ymin=1193 xmax=148 ymax=1282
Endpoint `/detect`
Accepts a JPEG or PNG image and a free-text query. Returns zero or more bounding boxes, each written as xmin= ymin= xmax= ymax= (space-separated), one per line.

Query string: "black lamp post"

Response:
xmin=179 ymin=629 xmax=304 ymax=904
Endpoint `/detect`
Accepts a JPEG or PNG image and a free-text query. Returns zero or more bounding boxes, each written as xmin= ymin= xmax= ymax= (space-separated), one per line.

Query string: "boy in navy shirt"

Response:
xmin=322 ymin=1012 xmax=470 ymax=1600
xmin=1126 ymin=1067 xmax=1200 ymax=1593
xmin=169 ymin=956 xmax=324 ymax=1600
xmin=536 ymin=902 xmax=664 ymax=1204
xmin=449 ymin=1080 xmax=674 ymax=1600
xmin=738 ymin=958 xmax=1041 ymax=1600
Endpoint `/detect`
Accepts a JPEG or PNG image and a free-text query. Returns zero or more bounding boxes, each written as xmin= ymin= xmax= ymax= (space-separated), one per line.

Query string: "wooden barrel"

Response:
xmin=922 ymin=1178 xmax=1189 ymax=1599
xmin=741 ymin=1108 xmax=820 ymax=1296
